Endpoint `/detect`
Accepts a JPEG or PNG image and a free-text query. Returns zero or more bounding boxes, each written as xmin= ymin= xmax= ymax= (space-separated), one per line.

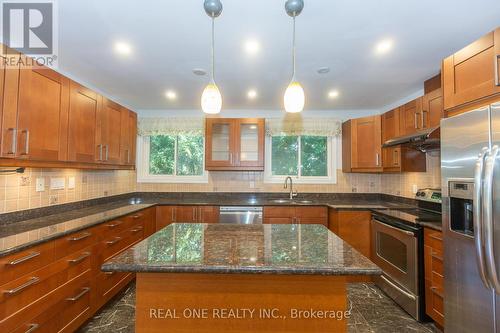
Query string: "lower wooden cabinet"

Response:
xmin=424 ymin=228 xmax=444 ymax=328
xmin=328 ymin=209 xmax=372 ymax=259
xmin=263 ymin=206 xmax=327 ymax=226
xmin=155 ymin=205 xmax=220 ymax=231
xmin=0 ymin=207 xmax=155 ymax=333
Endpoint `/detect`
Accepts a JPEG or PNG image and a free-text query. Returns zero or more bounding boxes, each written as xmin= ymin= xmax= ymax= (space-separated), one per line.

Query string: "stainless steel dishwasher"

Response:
xmin=219 ymin=206 xmax=263 ymax=224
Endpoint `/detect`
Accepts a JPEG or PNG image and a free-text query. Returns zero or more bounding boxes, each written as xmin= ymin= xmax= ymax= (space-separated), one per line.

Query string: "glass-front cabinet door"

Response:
xmin=235 ymin=118 xmax=264 ymax=169
xmin=205 ymin=118 xmax=236 ymax=168
xmin=205 ymin=118 xmax=264 ymax=171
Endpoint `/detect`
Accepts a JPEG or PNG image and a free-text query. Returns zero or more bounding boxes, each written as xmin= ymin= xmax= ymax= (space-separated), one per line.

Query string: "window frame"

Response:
xmin=264 ymin=135 xmax=338 ymax=184
xmin=136 ymin=135 xmax=208 ymax=183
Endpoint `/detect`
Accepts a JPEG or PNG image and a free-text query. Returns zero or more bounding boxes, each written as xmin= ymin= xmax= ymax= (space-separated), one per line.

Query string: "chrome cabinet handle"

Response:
xmin=4 ymin=277 xmax=40 ymax=295
xmin=97 ymin=144 xmax=103 ymax=161
xmin=104 ymin=144 xmax=109 ymax=161
xmin=375 ymin=153 xmax=380 ymax=166
xmin=131 ymin=226 xmax=143 ymax=233
xmin=373 ymin=218 xmax=414 ymax=236
xmin=483 ymin=145 xmax=500 ymax=293
xmin=133 ymin=214 xmax=142 ymax=219
xmin=422 ymin=111 xmax=427 ymax=128
xmin=414 ymin=113 xmax=419 ymax=129
xmin=25 ymin=323 xmax=39 ymax=333
xmin=67 ymin=252 xmax=90 ymax=264
xmin=171 ymin=207 xmax=175 ymax=222
xmin=495 ymin=54 xmax=500 ymax=86
xmin=65 ymin=287 xmax=90 ymax=301
xmin=20 ymin=129 xmax=29 ymax=155
xmin=67 ymin=232 xmax=91 ymax=242
xmin=105 ymin=237 xmax=122 ymax=246
xmin=381 ymin=275 xmax=416 ymax=300
xmin=229 ymin=152 xmax=233 ymax=164
xmin=199 ymin=207 xmax=203 ymax=222
xmin=106 ymin=221 xmax=123 ymax=228
xmin=393 ymin=149 xmax=398 ymax=166
xmin=7 ymin=128 xmax=17 ymax=154
xmin=473 ymin=147 xmax=490 ymax=289
xmin=7 ymin=252 xmax=40 ymax=266
xmin=104 ymin=271 xmax=115 ymax=275
xmin=192 ymin=207 xmax=196 ymax=221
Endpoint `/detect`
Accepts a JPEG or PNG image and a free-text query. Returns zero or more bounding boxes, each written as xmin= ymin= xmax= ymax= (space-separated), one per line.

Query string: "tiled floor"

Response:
xmin=79 ymin=282 xmax=441 ymax=333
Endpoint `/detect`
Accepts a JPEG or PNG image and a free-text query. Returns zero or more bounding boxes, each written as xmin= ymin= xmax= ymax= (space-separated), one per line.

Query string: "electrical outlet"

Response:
xmin=412 ymin=184 xmax=418 ymax=194
xmin=103 ymin=190 xmax=108 ymax=196
xmin=49 ymin=195 xmax=58 ymax=205
xmin=249 ymin=181 xmax=255 ymax=188
xmin=68 ymin=177 xmax=75 ymax=189
xmin=351 ymin=187 xmax=357 ymax=193
xmin=36 ymin=178 xmax=45 ymax=192
xmin=19 ymin=176 xmax=30 ymax=186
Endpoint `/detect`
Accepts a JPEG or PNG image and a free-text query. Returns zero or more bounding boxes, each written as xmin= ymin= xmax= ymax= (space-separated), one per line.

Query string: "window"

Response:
xmin=137 ymin=134 xmax=207 ymax=183
xmin=265 ymin=135 xmax=337 ymax=184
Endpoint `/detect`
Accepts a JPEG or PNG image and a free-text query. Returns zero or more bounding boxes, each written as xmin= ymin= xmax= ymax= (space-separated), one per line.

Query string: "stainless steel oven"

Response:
xmin=371 ymin=217 xmax=421 ymax=320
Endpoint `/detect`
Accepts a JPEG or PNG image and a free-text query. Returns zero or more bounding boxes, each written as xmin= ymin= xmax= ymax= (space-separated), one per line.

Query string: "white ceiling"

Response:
xmin=57 ymin=0 xmax=500 ymax=113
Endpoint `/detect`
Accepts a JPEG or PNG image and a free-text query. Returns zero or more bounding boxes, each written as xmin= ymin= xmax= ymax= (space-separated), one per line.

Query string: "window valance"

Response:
xmin=138 ymin=117 xmax=204 ymax=136
xmin=265 ymin=116 xmax=342 ymax=137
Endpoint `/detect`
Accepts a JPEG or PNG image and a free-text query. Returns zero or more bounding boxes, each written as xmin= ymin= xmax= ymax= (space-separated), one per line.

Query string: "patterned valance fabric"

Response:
xmin=138 ymin=117 xmax=204 ymax=136
xmin=265 ymin=116 xmax=342 ymax=137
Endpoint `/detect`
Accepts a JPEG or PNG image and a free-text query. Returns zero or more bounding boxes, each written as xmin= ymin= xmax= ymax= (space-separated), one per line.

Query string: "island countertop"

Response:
xmin=101 ymin=223 xmax=381 ymax=276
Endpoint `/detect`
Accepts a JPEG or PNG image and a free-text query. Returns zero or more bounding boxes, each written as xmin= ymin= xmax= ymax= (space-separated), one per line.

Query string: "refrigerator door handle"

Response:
xmin=483 ymin=145 xmax=500 ymax=293
xmin=474 ymin=147 xmax=491 ymax=289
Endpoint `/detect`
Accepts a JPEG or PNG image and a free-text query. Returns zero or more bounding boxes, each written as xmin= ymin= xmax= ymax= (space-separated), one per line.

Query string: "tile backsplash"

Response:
xmin=0 ymin=153 xmax=440 ymax=214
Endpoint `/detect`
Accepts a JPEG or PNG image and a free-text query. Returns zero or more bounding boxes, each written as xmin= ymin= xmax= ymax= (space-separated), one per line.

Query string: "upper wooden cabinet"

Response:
xmin=422 ymin=87 xmax=443 ymax=129
xmin=382 ymin=107 xmax=400 ymax=142
xmin=442 ymin=27 xmax=500 ymax=110
xmin=99 ymin=98 xmax=123 ymax=164
xmin=342 ymin=115 xmax=383 ymax=173
xmin=399 ymin=97 xmax=423 ymax=135
xmin=120 ymin=108 xmax=137 ymax=165
xmin=0 ymin=48 xmax=20 ymax=159
xmin=205 ymin=118 xmax=264 ymax=171
xmin=68 ymin=81 xmax=101 ymax=163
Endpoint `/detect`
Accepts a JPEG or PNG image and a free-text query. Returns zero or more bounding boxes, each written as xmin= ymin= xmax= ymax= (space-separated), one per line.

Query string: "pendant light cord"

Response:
xmin=292 ymin=15 xmax=296 ymax=81
xmin=211 ymin=17 xmax=215 ymax=83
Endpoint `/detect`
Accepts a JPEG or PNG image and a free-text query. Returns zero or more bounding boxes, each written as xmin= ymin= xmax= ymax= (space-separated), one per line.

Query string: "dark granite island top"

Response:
xmin=102 ymin=223 xmax=381 ymax=276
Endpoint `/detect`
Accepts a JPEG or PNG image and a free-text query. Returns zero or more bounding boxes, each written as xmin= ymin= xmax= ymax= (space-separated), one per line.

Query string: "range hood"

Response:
xmin=382 ymin=127 xmax=440 ymax=152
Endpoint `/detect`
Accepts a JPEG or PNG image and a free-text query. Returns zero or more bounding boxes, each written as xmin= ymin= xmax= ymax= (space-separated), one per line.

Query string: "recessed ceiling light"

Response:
xmin=192 ymin=68 xmax=207 ymax=76
xmin=317 ymin=67 xmax=330 ymax=74
xmin=244 ymin=39 xmax=260 ymax=55
xmin=114 ymin=41 xmax=132 ymax=56
xmin=375 ymin=39 xmax=393 ymax=55
xmin=165 ymin=90 xmax=177 ymax=100
xmin=328 ymin=90 xmax=339 ymax=99
xmin=247 ymin=89 xmax=258 ymax=99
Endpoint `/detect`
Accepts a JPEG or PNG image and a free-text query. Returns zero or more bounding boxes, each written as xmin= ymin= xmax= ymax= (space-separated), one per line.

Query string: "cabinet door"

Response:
xmin=381 ymin=107 xmax=400 ymax=142
xmin=399 ymin=98 xmax=422 ymax=135
xmin=351 ymin=116 xmax=382 ymax=170
xmin=156 ymin=206 xmax=173 ymax=230
xmin=128 ymin=111 xmax=137 ymax=165
xmin=68 ymin=81 xmax=101 ymax=163
xmin=0 ymin=49 xmax=20 ymax=158
xmin=205 ymin=118 xmax=236 ymax=169
xmin=382 ymin=146 xmax=400 ymax=170
xmin=17 ymin=58 xmax=70 ymax=161
xmin=199 ymin=206 xmax=219 ymax=223
xmin=100 ymin=98 xmax=122 ymax=164
xmin=234 ymin=118 xmax=264 ymax=170
xmin=336 ymin=211 xmax=372 ymax=258
xmin=443 ymin=28 xmax=500 ymax=110
xmin=422 ymin=88 xmax=443 ymax=129
xmin=119 ymin=108 xmax=130 ymax=165
xmin=173 ymin=206 xmax=196 ymax=223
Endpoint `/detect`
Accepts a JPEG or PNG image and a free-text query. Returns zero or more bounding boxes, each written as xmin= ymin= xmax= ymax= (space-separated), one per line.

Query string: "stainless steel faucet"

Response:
xmin=284 ymin=176 xmax=298 ymax=200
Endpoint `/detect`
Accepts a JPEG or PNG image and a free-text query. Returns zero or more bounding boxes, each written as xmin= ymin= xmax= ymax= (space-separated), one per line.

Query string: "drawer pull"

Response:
xmin=429 ymin=234 xmax=443 ymax=241
xmin=104 ymin=271 xmax=116 ymax=275
xmin=431 ymin=253 xmax=443 ymax=262
xmin=68 ymin=252 xmax=91 ymax=264
xmin=4 ymin=277 xmax=40 ymax=295
xmin=7 ymin=252 xmax=41 ymax=266
xmin=430 ymin=286 xmax=444 ymax=298
xmin=105 ymin=237 xmax=122 ymax=246
xmin=67 ymin=232 xmax=92 ymax=242
xmin=133 ymin=214 xmax=142 ymax=219
xmin=131 ymin=226 xmax=143 ymax=233
xmin=25 ymin=323 xmax=39 ymax=333
xmin=65 ymin=287 xmax=90 ymax=301
xmin=106 ymin=221 xmax=123 ymax=228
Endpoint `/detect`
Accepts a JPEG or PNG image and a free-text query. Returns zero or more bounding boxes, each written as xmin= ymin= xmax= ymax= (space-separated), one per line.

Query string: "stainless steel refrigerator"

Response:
xmin=442 ymin=101 xmax=500 ymax=332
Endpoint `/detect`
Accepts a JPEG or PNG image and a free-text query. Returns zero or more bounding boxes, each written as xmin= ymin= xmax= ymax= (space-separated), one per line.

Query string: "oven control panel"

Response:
xmin=415 ymin=188 xmax=442 ymax=203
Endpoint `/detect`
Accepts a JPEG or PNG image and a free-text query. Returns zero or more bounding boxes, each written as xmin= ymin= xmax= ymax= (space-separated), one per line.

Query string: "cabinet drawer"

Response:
xmin=295 ymin=207 xmax=328 ymax=218
xmin=57 ymin=275 xmax=92 ymax=333
xmin=100 ymin=217 xmax=133 ymax=239
xmin=263 ymin=207 xmax=294 ymax=218
xmin=94 ymin=271 xmax=133 ymax=310
xmin=429 ymin=286 xmax=444 ymax=326
xmin=424 ymin=229 xmax=443 ymax=252
xmin=0 ymin=242 xmax=55 ymax=286
xmin=96 ymin=223 xmax=144 ymax=266
xmin=0 ymin=248 xmax=91 ymax=321
xmin=431 ymin=250 xmax=443 ymax=276
xmin=297 ymin=217 xmax=327 ymax=226
xmin=54 ymin=226 xmax=101 ymax=259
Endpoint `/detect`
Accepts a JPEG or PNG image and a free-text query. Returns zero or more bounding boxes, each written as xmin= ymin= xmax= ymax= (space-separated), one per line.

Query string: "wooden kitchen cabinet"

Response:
xmin=383 ymin=145 xmax=426 ymax=173
xmin=442 ymin=27 xmax=500 ymax=111
xmin=382 ymin=107 xmax=400 ymax=142
xmin=0 ymin=48 xmax=20 ymax=159
xmin=342 ymin=115 xmax=383 ymax=173
xmin=263 ymin=206 xmax=327 ymax=226
xmin=120 ymin=109 xmax=137 ymax=165
xmin=205 ymin=118 xmax=265 ymax=171
xmin=424 ymin=228 xmax=444 ymax=328
xmin=99 ymin=98 xmax=123 ymax=164
xmin=157 ymin=205 xmax=220 ymax=226
xmin=399 ymin=97 xmax=423 ymax=135
xmin=328 ymin=210 xmax=372 ymax=259
xmin=67 ymin=81 xmax=101 ymax=163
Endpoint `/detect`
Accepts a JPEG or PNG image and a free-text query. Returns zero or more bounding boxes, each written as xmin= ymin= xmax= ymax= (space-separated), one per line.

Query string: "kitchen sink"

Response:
xmin=270 ymin=199 xmax=313 ymax=204
xmin=270 ymin=199 xmax=291 ymax=203
xmin=294 ymin=200 xmax=313 ymax=204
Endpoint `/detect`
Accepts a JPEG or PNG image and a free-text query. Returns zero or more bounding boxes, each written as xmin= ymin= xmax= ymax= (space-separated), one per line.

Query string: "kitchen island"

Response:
xmin=102 ymin=223 xmax=381 ymax=333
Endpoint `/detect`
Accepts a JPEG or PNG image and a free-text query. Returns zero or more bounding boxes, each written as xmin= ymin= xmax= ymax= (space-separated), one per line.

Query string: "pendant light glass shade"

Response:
xmin=284 ymin=81 xmax=305 ymax=113
xmin=201 ymin=81 xmax=222 ymax=114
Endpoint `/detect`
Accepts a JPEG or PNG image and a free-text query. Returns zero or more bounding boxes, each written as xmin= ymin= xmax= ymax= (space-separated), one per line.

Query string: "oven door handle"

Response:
xmin=380 ymin=275 xmax=416 ymax=300
xmin=474 ymin=147 xmax=491 ymax=289
xmin=373 ymin=218 xmax=414 ymax=236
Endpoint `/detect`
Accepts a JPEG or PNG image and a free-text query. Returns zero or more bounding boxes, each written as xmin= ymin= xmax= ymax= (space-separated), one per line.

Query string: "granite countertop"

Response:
xmin=0 ymin=192 xmax=417 ymax=257
xmin=101 ymin=223 xmax=382 ymax=276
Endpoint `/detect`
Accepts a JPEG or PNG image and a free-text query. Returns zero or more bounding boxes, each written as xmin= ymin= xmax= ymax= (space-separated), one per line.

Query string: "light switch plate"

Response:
xmin=412 ymin=184 xmax=418 ymax=194
xmin=50 ymin=177 xmax=65 ymax=190
xmin=36 ymin=178 xmax=45 ymax=192
xmin=68 ymin=177 xmax=75 ymax=189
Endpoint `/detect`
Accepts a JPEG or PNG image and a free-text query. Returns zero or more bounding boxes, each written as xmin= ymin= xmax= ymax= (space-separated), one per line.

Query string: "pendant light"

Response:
xmin=284 ymin=0 xmax=305 ymax=113
xmin=201 ymin=0 xmax=223 ymax=114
